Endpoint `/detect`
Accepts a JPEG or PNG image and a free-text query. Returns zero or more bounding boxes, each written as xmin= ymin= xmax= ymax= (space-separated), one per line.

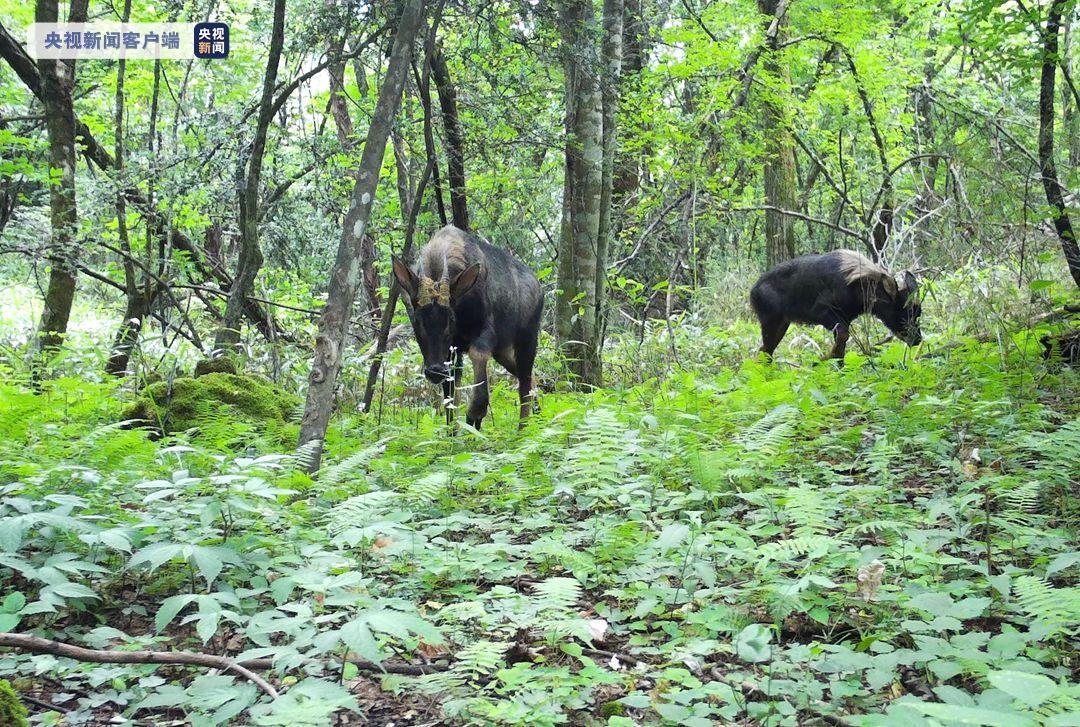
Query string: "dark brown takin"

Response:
xmin=392 ymin=225 xmax=543 ymax=429
xmin=750 ymin=250 xmax=922 ymax=360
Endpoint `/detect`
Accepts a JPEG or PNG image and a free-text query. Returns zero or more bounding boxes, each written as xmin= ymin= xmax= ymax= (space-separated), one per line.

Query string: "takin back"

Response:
xmin=392 ymin=225 xmax=543 ymax=429
xmin=750 ymin=250 xmax=922 ymax=360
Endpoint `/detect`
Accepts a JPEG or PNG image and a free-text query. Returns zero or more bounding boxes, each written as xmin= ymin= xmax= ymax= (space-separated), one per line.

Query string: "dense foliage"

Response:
xmin=0 ymin=319 xmax=1077 ymax=724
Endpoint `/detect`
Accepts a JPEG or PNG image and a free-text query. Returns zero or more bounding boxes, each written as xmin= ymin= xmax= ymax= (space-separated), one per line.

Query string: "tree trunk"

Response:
xmin=757 ymin=0 xmax=797 ymax=268
xmin=595 ymin=0 xmax=623 ymax=348
xmin=328 ymin=35 xmax=381 ymax=321
xmin=105 ymin=0 xmax=149 ymax=377
xmin=214 ymin=0 xmax=286 ymax=352
xmin=34 ymin=0 xmax=85 ymax=356
xmin=299 ymin=0 xmax=427 ymax=471
xmin=430 ymin=45 xmax=469 ymax=231
xmin=613 ymin=0 xmax=644 ymax=198
xmin=1062 ymin=11 xmax=1080 ymax=171
xmin=556 ymin=0 xmax=605 ymax=387
xmin=1040 ymin=0 xmax=1080 ymax=288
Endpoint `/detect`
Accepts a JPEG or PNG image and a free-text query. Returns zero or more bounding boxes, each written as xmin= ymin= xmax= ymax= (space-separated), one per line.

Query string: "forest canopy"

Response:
xmin=0 ymin=0 xmax=1078 ymax=723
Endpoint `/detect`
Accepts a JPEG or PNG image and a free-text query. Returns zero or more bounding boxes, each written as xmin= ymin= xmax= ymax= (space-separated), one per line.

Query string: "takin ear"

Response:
xmin=879 ymin=273 xmax=899 ymax=300
xmin=391 ymin=255 xmax=419 ymax=300
xmin=450 ymin=263 xmax=481 ymax=301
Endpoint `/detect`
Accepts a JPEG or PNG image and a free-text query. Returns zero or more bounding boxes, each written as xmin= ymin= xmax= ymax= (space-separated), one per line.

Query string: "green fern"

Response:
xmin=782 ymin=485 xmax=836 ymax=536
xmin=1012 ymin=576 xmax=1080 ymax=636
xmin=756 ymin=535 xmax=837 ymax=571
xmin=531 ymin=577 xmax=582 ymax=613
xmin=318 ymin=440 xmax=388 ymax=488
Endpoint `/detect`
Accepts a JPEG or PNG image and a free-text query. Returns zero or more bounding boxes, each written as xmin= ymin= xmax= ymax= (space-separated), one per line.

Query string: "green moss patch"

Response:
xmin=122 ymin=372 xmax=300 ymax=435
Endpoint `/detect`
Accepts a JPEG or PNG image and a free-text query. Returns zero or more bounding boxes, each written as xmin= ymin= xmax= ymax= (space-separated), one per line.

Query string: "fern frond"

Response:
xmin=782 ymin=486 xmax=836 ymax=536
xmin=756 ymin=535 xmax=837 ymax=571
xmin=1013 ymin=575 xmax=1080 ymax=636
xmin=531 ymin=577 xmax=582 ymax=613
xmin=318 ymin=440 xmax=388 ymax=487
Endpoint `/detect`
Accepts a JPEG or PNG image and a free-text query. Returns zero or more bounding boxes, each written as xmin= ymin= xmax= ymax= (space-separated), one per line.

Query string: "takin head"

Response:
xmin=392 ymin=255 xmax=481 ymax=383
xmin=836 ymin=251 xmax=923 ymax=345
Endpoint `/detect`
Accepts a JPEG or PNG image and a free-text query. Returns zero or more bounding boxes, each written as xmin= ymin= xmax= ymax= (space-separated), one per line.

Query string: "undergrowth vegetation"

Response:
xmin=0 ymin=327 xmax=1077 ymax=725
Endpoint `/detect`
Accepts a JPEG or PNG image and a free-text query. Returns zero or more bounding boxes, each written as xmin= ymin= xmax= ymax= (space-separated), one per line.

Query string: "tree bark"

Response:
xmin=430 ymin=45 xmax=469 ymax=230
xmin=328 ymin=34 xmax=381 ymax=321
xmin=105 ymin=0 xmax=152 ymax=377
xmin=556 ymin=0 xmax=605 ymax=387
xmin=214 ymin=0 xmax=286 ymax=352
xmin=299 ymin=0 xmax=427 ymax=471
xmin=595 ymin=0 xmax=624 ymax=348
xmin=33 ymin=0 xmax=85 ymax=356
xmin=757 ymin=0 xmax=797 ymax=268
xmin=1040 ymin=0 xmax=1080 ymax=288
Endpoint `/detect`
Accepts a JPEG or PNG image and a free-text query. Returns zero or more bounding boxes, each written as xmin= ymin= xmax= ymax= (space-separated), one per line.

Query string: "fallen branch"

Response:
xmin=0 ymin=632 xmax=447 ymax=695
xmin=0 ymin=633 xmax=278 ymax=698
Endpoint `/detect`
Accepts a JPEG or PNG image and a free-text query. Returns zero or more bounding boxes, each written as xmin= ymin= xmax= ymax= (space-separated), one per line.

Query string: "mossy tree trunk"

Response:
xmin=556 ymin=0 xmax=605 ymax=388
xmin=757 ymin=0 xmax=797 ymax=269
xmin=33 ymin=0 xmax=87 ymax=359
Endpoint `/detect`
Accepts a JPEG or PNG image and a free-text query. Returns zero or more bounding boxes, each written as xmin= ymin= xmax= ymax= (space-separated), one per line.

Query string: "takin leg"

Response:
xmin=826 ymin=323 xmax=850 ymax=361
xmin=759 ymin=317 xmax=790 ymax=359
xmin=466 ymin=348 xmax=491 ymax=430
xmin=513 ymin=334 xmax=539 ymax=427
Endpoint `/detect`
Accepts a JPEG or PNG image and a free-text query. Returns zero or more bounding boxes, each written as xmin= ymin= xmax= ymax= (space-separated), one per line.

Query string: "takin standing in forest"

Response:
xmin=750 ymin=250 xmax=923 ymax=360
xmin=392 ymin=225 xmax=543 ymax=429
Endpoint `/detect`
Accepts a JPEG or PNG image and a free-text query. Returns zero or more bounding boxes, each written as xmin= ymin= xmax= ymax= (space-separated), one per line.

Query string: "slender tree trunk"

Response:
xmin=215 ymin=0 xmax=286 ymax=352
xmin=1062 ymin=11 xmax=1080 ymax=169
xmin=299 ymin=0 xmax=427 ymax=471
xmin=105 ymin=0 xmax=151 ymax=376
xmin=34 ymin=0 xmax=85 ymax=356
xmin=613 ymin=0 xmax=644 ymax=198
xmin=1040 ymin=0 xmax=1080 ymax=288
xmin=916 ymin=24 xmax=941 ymax=205
xmin=556 ymin=0 xmax=605 ymax=387
xmin=757 ymin=0 xmax=797 ymax=268
xmin=595 ymin=0 xmax=623 ymax=348
xmin=430 ymin=45 xmax=469 ymax=230
xmin=328 ymin=35 xmax=381 ymax=320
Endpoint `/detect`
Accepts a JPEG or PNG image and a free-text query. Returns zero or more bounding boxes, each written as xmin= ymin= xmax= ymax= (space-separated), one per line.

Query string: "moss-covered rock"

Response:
xmin=194 ymin=356 xmax=239 ymax=377
xmin=122 ymin=372 xmax=300 ymax=434
xmin=0 ymin=679 xmax=28 ymax=727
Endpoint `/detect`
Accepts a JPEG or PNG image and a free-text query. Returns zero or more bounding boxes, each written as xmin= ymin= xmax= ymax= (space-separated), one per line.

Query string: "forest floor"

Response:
xmin=0 ymin=329 xmax=1078 ymax=726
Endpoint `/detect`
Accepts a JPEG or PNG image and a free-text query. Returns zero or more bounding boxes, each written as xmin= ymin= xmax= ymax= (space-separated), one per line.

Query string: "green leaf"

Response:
xmin=1046 ymin=551 xmax=1080 ymax=576
xmin=0 ymin=613 xmax=20 ymax=632
xmin=339 ymin=619 xmax=380 ymax=664
xmin=191 ymin=546 xmax=225 ymax=587
xmin=656 ymin=522 xmax=690 ymax=551
xmin=987 ymin=670 xmax=1056 ymax=707
xmin=196 ymin=612 xmax=220 ymax=643
xmin=2 ymin=592 xmax=26 ymax=613
xmin=156 ymin=594 xmax=197 ymax=633
xmin=128 ymin=543 xmax=183 ymax=572
xmin=907 ymin=701 xmax=1037 ymax=726
xmin=735 ymin=623 xmax=772 ymax=663
xmin=0 ymin=518 xmax=27 ymax=552
xmin=48 ymin=582 xmax=99 ymax=600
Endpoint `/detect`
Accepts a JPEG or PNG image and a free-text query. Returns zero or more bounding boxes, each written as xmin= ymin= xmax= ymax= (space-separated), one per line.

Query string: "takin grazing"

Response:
xmin=392 ymin=225 xmax=543 ymax=429
xmin=750 ymin=250 xmax=922 ymax=360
